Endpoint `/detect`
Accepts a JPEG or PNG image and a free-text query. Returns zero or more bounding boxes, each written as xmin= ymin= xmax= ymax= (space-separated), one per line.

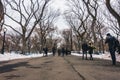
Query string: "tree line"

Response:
xmin=0 ymin=0 xmax=120 ymax=54
xmin=64 ymin=0 xmax=120 ymax=53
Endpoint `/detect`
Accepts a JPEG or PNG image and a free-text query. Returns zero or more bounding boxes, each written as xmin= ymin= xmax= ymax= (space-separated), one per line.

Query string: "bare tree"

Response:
xmin=105 ymin=13 xmax=120 ymax=38
xmin=96 ymin=19 xmax=108 ymax=53
xmin=34 ymin=26 xmax=56 ymax=53
xmin=65 ymin=0 xmax=90 ymax=50
xmin=104 ymin=0 xmax=120 ymax=38
xmin=30 ymin=34 xmax=40 ymax=53
xmin=3 ymin=0 xmax=51 ymax=54
xmin=0 ymin=0 xmax=4 ymax=22
xmin=105 ymin=0 xmax=120 ymax=29
xmin=65 ymin=0 xmax=108 ymax=53
xmin=82 ymin=0 xmax=99 ymax=47
xmin=62 ymin=29 xmax=72 ymax=52
xmin=33 ymin=7 xmax=60 ymax=53
xmin=0 ymin=0 xmax=4 ymax=31
xmin=9 ymin=33 xmax=22 ymax=53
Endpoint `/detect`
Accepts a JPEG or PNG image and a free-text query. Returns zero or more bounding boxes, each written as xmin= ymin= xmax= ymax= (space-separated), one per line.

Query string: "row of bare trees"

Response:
xmin=62 ymin=0 xmax=120 ymax=53
xmin=105 ymin=0 xmax=120 ymax=37
xmin=0 ymin=0 xmax=60 ymax=54
xmin=0 ymin=0 xmax=120 ymax=54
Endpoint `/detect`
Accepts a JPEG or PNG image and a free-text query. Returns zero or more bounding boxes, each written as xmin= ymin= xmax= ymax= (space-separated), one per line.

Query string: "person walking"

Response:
xmin=114 ymin=39 xmax=120 ymax=54
xmin=57 ymin=48 xmax=61 ymax=56
xmin=82 ymin=42 xmax=88 ymax=60
xmin=52 ymin=46 xmax=56 ymax=56
xmin=61 ymin=47 xmax=65 ymax=57
xmin=88 ymin=42 xmax=95 ymax=60
xmin=43 ymin=47 xmax=48 ymax=57
xmin=105 ymin=33 xmax=118 ymax=65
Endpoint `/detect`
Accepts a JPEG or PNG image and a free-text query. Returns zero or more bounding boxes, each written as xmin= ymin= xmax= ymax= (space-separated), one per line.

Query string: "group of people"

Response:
xmin=82 ymin=33 xmax=120 ymax=65
xmin=43 ymin=33 xmax=120 ymax=66
xmin=43 ymin=47 xmax=48 ymax=57
xmin=58 ymin=47 xmax=71 ymax=57
xmin=43 ymin=46 xmax=70 ymax=57
xmin=82 ymin=41 xmax=95 ymax=60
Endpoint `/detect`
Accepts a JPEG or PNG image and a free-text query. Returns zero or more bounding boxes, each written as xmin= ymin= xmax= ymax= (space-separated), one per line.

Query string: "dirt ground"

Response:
xmin=0 ymin=55 xmax=120 ymax=80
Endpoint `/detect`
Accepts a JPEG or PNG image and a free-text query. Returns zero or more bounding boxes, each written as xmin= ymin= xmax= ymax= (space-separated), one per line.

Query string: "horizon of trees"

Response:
xmin=0 ymin=0 xmax=120 ymax=54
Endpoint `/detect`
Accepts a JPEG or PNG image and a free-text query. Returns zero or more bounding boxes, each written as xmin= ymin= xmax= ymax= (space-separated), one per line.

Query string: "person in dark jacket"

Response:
xmin=61 ymin=47 xmax=65 ymax=57
xmin=105 ymin=33 xmax=117 ymax=65
xmin=82 ymin=42 xmax=88 ymax=60
xmin=43 ymin=47 xmax=48 ymax=57
xmin=57 ymin=48 xmax=61 ymax=56
xmin=52 ymin=46 xmax=56 ymax=56
xmin=88 ymin=43 xmax=95 ymax=60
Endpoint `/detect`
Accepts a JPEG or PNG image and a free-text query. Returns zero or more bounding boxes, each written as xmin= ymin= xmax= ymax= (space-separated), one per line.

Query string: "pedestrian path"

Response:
xmin=0 ymin=56 xmax=83 ymax=80
xmin=65 ymin=55 xmax=120 ymax=80
xmin=1 ymin=55 xmax=120 ymax=80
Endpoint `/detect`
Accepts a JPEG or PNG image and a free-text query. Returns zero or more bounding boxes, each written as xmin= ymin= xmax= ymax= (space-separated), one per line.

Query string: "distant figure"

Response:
xmin=52 ymin=46 xmax=56 ymax=56
xmin=88 ymin=43 xmax=95 ymax=60
xmin=105 ymin=33 xmax=118 ymax=65
xmin=82 ymin=42 xmax=88 ymax=60
xmin=65 ymin=48 xmax=68 ymax=56
xmin=57 ymin=48 xmax=61 ymax=56
xmin=43 ymin=47 xmax=48 ymax=57
xmin=61 ymin=47 xmax=65 ymax=57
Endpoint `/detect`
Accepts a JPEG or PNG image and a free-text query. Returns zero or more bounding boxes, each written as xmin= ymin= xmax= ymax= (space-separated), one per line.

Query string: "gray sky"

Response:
xmin=52 ymin=0 xmax=69 ymax=30
xmin=3 ymin=0 xmax=69 ymax=34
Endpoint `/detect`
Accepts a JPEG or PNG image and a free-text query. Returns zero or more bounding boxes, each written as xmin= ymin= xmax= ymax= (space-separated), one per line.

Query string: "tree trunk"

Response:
xmin=106 ymin=0 xmax=120 ymax=28
xmin=91 ymin=19 xmax=97 ymax=46
xmin=0 ymin=0 xmax=4 ymax=22
xmin=21 ymin=36 xmax=27 ymax=54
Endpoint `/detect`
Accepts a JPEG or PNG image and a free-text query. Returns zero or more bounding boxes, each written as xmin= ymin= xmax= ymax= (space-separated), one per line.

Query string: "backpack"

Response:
xmin=113 ymin=37 xmax=120 ymax=48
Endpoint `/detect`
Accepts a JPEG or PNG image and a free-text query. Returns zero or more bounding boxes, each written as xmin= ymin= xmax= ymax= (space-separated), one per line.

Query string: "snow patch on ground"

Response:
xmin=71 ymin=52 xmax=120 ymax=62
xmin=0 ymin=52 xmax=52 ymax=61
xmin=0 ymin=51 xmax=120 ymax=62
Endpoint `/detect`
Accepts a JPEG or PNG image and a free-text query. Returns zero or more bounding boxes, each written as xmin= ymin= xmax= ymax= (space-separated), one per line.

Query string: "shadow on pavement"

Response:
xmin=0 ymin=61 xmax=9 ymax=65
xmin=0 ymin=62 xmax=30 ymax=73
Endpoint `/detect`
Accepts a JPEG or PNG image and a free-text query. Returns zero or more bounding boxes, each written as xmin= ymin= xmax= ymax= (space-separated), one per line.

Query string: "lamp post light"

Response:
xmin=1 ymin=27 xmax=7 ymax=54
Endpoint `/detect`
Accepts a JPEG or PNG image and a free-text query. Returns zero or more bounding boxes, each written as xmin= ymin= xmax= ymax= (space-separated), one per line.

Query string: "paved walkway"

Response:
xmin=0 ymin=55 xmax=120 ymax=80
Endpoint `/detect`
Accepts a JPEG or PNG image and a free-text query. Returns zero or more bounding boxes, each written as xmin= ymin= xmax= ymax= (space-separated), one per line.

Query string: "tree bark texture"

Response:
xmin=106 ymin=0 xmax=120 ymax=28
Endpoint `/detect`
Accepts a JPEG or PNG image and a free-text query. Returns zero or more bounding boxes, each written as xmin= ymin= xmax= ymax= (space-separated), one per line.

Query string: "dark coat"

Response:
xmin=61 ymin=47 xmax=65 ymax=53
xmin=88 ymin=46 xmax=94 ymax=54
xmin=82 ymin=43 xmax=88 ymax=51
xmin=52 ymin=47 xmax=56 ymax=53
xmin=43 ymin=47 xmax=48 ymax=54
xmin=105 ymin=36 xmax=118 ymax=50
xmin=58 ymin=48 xmax=61 ymax=53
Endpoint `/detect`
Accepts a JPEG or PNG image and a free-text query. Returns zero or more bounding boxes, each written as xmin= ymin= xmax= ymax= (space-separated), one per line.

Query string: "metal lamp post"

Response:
xmin=1 ymin=27 xmax=7 ymax=54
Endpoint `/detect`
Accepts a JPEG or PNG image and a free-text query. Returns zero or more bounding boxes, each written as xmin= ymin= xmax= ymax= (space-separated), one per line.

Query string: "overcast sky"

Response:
xmin=51 ymin=0 xmax=70 ymax=30
xmin=3 ymin=0 xmax=70 ymax=34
